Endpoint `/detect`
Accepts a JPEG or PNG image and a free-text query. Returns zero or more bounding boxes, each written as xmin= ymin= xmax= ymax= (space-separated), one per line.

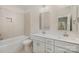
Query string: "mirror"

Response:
xmin=58 ymin=16 xmax=67 ymax=30
xmin=58 ymin=15 xmax=72 ymax=31
xmin=39 ymin=5 xmax=78 ymax=33
xmin=39 ymin=12 xmax=50 ymax=31
xmin=57 ymin=6 xmax=73 ymax=32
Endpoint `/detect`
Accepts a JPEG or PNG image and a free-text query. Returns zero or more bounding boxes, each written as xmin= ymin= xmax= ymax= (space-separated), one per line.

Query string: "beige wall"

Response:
xmin=24 ymin=12 xmax=31 ymax=36
xmin=0 ymin=5 xmax=72 ymax=39
xmin=24 ymin=6 xmax=72 ymax=35
xmin=0 ymin=6 xmax=25 ymax=39
xmin=49 ymin=6 xmax=72 ymax=32
xmin=24 ymin=9 xmax=40 ymax=35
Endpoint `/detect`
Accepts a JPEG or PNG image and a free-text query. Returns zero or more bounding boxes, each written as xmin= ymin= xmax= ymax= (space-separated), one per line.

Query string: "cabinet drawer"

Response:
xmin=46 ymin=39 xmax=54 ymax=45
xmin=55 ymin=40 xmax=79 ymax=52
xmin=55 ymin=46 xmax=74 ymax=53
xmin=46 ymin=45 xmax=54 ymax=53
xmin=31 ymin=36 xmax=45 ymax=42
xmin=33 ymin=40 xmax=45 ymax=48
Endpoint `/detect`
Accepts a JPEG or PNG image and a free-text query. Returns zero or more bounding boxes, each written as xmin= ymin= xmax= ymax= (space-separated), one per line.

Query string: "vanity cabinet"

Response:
xmin=55 ymin=46 xmax=74 ymax=53
xmin=31 ymin=35 xmax=54 ymax=53
xmin=32 ymin=36 xmax=46 ymax=53
xmin=55 ymin=40 xmax=79 ymax=53
xmin=31 ymin=34 xmax=79 ymax=53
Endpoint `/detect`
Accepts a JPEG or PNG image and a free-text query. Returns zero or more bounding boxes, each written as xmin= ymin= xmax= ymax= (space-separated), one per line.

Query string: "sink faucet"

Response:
xmin=42 ymin=31 xmax=46 ymax=34
xmin=63 ymin=32 xmax=69 ymax=37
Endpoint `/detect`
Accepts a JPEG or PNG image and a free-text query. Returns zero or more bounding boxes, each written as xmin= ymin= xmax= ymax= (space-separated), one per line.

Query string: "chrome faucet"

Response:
xmin=63 ymin=32 xmax=69 ymax=37
xmin=42 ymin=31 xmax=46 ymax=34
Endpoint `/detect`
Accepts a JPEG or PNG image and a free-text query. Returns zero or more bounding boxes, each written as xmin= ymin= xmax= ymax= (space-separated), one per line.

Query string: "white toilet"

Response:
xmin=23 ymin=39 xmax=33 ymax=53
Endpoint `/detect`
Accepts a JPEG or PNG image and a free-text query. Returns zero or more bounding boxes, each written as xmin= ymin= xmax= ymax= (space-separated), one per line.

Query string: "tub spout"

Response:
xmin=0 ymin=34 xmax=3 ymax=40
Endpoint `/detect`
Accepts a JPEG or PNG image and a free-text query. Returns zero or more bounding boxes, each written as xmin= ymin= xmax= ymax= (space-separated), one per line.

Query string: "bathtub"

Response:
xmin=0 ymin=35 xmax=29 ymax=53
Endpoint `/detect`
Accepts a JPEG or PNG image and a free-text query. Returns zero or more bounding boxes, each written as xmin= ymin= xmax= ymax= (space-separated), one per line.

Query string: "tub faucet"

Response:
xmin=0 ymin=34 xmax=3 ymax=40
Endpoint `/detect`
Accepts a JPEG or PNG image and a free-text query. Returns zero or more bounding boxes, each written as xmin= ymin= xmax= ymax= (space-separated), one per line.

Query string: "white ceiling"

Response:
xmin=15 ymin=5 xmax=43 ymax=10
xmin=16 ymin=5 xmax=72 ymax=10
xmin=1 ymin=5 xmax=71 ymax=11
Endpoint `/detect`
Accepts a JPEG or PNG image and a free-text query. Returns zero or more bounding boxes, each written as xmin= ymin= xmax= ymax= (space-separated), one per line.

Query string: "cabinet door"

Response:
xmin=55 ymin=40 xmax=79 ymax=52
xmin=46 ymin=39 xmax=54 ymax=45
xmin=55 ymin=46 xmax=74 ymax=53
xmin=55 ymin=46 xmax=65 ymax=53
xmin=46 ymin=45 xmax=54 ymax=53
xmin=46 ymin=39 xmax=54 ymax=53
xmin=33 ymin=40 xmax=45 ymax=53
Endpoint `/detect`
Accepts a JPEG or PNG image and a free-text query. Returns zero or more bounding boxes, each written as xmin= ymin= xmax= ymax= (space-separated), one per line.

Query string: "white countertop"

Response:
xmin=31 ymin=32 xmax=79 ymax=44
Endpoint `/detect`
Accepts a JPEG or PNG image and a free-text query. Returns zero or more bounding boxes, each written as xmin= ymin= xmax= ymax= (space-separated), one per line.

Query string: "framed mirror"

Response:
xmin=58 ymin=16 xmax=67 ymax=30
xmin=58 ymin=15 xmax=72 ymax=31
xmin=39 ymin=12 xmax=50 ymax=31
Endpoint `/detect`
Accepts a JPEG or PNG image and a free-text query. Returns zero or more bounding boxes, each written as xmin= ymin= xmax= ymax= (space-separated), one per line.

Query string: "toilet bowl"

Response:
xmin=23 ymin=39 xmax=33 ymax=53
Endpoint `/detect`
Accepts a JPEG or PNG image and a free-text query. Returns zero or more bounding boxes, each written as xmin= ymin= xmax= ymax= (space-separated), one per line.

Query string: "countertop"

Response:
xmin=31 ymin=32 xmax=79 ymax=44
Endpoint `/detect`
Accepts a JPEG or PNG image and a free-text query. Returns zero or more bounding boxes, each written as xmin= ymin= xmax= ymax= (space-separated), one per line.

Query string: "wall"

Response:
xmin=24 ymin=6 xmax=72 ymax=35
xmin=0 ymin=6 xmax=25 ymax=39
xmin=24 ymin=12 xmax=31 ymax=36
xmin=23 ymin=5 xmax=73 ymax=36
xmin=49 ymin=6 xmax=72 ymax=32
xmin=24 ymin=8 xmax=40 ymax=35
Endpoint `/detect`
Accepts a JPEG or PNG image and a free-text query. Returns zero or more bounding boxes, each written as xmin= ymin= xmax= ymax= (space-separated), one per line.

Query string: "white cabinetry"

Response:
xmin=32 ymin=36 xmax=46 ymax=53
xmin=55 ymin=40 xmax=79 ymax=53
xmin=33 ymin=40 xmax=45 ymax=53
xmin=46 ymin=39 xmax=54 ymax=53
xmin=31 ymin=35 xmax=54 ymax=53
xmin=31 ymin=35 xmax=79 ymax=53
xmin=55 ymin=46 xmax=73 ymax=53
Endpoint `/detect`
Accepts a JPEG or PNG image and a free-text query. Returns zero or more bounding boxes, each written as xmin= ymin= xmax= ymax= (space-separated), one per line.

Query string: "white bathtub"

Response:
xmin=0 ymin=35 xmax=29 ymax=53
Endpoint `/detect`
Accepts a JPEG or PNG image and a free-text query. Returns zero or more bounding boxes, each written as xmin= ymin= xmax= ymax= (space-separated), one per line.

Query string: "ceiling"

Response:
xmin=16 ymin=5 xmax=72 ymax=10
xmin=0 ymin=5 xmax=71 ymax=11
xmin=15 ymin=5 xmax=43 ymax=10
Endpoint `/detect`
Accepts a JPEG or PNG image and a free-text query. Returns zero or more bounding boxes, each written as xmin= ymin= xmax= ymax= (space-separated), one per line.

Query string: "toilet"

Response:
xmin=23 ymin=39 xmax=33 ymax=53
